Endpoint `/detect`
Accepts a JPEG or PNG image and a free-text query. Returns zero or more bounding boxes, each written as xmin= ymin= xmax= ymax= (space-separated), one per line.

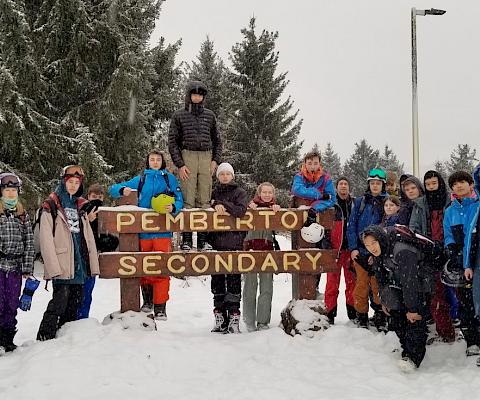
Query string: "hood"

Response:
xmin=399 ymin=174 xmax=424 ymax=202
xmin=361 ymin=225 xmax=390 ymax=255
xmin=184 ymin=80 xmax=207 ymax=109
xmin=474 ymin=163 xmax=480 ymax=197
xmin=424 ymin=170 xmax=449 ymax=210
xmin=55 ymin=176 xmax=83 ymax=199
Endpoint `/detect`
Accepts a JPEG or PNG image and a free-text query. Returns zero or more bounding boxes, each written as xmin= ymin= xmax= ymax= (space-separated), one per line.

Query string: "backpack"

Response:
xmin=33 ymin=198 xmax=58 ymax=258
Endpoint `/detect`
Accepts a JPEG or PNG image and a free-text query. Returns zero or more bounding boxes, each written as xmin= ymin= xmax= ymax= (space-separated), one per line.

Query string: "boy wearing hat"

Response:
xmin=168 ymin=81 xmax=222 ymax=251
xmin=347 ymin=168 xmax=387 ymax=329
xmin=209 ymin=162 xmax=248 ymax=333
xmin=37 ymin=166 xmax=99 ymax=341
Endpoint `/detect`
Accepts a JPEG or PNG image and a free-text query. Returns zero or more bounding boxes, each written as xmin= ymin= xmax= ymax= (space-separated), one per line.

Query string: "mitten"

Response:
xmin=19 ymin=277 xmax=40 ymax=311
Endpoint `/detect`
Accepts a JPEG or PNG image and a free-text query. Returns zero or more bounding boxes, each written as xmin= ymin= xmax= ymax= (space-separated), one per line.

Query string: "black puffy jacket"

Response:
xmin=209 ymin=182 xmax=248 ymax=251
xmin=168 ymin=81 xmax=222 ymax=168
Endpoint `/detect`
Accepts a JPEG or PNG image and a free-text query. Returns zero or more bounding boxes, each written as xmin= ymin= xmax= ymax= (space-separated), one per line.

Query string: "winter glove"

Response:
xmin=446 ymin=244 xmax=463 ymax=270
xmin=97 ymin=234 xmax=119 ymax=253
xmin=304 ymin=209 xmax=317 ymax=227
xmin=19 ymin=277 xmax=40 ymax=311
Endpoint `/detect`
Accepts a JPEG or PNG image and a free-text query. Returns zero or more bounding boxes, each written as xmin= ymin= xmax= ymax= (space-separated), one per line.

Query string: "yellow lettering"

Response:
xmin=191 ymin=254 xmax=209 ymax=274
xmin=281 ymin=211 xmax=298 ymax=230
xmin=118 ymin=256 xmax=136 ymax=276
xmin=215 ymin=254 xmax=233 ymax=273
xmin=258 ymin=210 xmax=276 ymax=229
xmin=165 ymin=212 xmax=185 ymax=231
xmin=261 ymin=253 xmax=278 ymax=272
xmin=117 ymin=213 xmax=135 ymax=232
xmin=167 ymin=255 xmax=186 ymax=274
xmin=143 ymin=256 xmax=163 ymax=275
xmin=305 ymin=252 xmax=322 ymax=271
xmin=236 ymin=211 xmax=254 ymax=230
xmin=190 ymin=211 xmax=208 ymax=231
xmin=141 ymin=212 xmax=160 ymax=232
xmin=283 ymin=253 xmax=301 ymax=271
xmin=213 ymin=213 xmax=231 ymax=231
xmin=238 ymin=253 xmax=255 ymax=272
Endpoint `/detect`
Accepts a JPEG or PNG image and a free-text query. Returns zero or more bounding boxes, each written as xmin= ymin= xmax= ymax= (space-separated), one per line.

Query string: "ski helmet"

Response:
xmin=0 ymin=173 xmax=22 ymax=189
xmin=367 ymin=168 xmax=387 ymax=183
xmin=151 ymin=193 xmax=175 ymax=214
xmin=440 ymin=260 xmax=467 ymax=288
xmin=301 ymin=223 xmax=325 ymax=244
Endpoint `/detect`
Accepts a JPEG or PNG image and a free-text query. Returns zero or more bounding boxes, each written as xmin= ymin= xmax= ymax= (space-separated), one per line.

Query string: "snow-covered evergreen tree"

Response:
xmin=343 ymin=139 xmax=380 ymax=196
xmin=377 ymin=145 xmax=404 ymax=183
xmin=228 ymin=18 xmax=303 ymax=192
xmin=434 ymin=160 xmax=448 ymax=181
xmin=321 ymin=142 xmax=342 ymax=182
xmin=445 ymin=144 xmax=478 ymax=176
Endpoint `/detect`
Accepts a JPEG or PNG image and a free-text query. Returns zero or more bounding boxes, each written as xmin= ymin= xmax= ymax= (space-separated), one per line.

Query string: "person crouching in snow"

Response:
xmin=37 ymin=166 xmax=99 ymax=341
xmin=0 ymin=173 xmax=34 ymax=353
xmin=242 ymin=182 xmax=281 ymax=332
xmin=210 ymin=163 xmax=248 ymax=333
xmin=362 ymin=225 xmax=429 ymax=372
xmin=110 ymin=149 xmax=183 ymax=320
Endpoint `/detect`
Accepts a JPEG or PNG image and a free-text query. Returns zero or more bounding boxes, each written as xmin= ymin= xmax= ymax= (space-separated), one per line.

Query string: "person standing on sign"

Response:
xmin=210 ymin=163 xmax=248 ymax=334
xmin=168 ymin=81 xmax=222 ymax=251
xmin=109 ymin=150 xmax=183 ymax=320
xmin=290 ymin=150 xmax=336 ymax=299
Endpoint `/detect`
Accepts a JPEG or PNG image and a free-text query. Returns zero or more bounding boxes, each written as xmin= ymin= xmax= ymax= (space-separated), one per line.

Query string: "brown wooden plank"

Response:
xmin=99 ymin=249 xmax=337 ymax=279
xmin=98 ymin=208 xmax=335 ymax=234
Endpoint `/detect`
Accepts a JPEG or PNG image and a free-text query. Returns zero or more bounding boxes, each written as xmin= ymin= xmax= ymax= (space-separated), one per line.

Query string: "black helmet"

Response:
xmin=440 ymin=260 xmax=467 ymax=288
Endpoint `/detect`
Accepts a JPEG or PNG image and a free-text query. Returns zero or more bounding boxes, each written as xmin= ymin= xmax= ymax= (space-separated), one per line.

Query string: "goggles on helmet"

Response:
xmin=367 ymin=168 xmax=387 ymax=183
xmin=0 ymin=173 xmax=22 ymax=188
xmin=63 ymin=165 xmax=85 ymax=178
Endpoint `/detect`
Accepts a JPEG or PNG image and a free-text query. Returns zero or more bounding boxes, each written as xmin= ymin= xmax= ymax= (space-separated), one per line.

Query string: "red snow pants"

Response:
xmin=325 ymin=250 xmax=355 ymax=312
xmin=431 ymin=272 xmax=455 ymax=341
xmin=140 ymin=238 xmax=171 ymax=304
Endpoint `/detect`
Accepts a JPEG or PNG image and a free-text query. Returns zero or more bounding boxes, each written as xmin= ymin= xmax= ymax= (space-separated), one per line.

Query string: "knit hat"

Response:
xmin=216 ymin=162 xmax=235 ymax=179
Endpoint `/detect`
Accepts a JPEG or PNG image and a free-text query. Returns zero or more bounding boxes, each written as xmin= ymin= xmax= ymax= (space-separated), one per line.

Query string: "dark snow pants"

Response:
xmin=0 ymin=271 xmax=22 ymax=330
xmin=211 ymin=274 xmax=241 ymax=312
xmin=457 ymin=286 xmax=480 ymax=347
xmin=389 ymin=309 xmax=428 ymax=367
xmin=37 ymin=284 xmax=83 ymax=340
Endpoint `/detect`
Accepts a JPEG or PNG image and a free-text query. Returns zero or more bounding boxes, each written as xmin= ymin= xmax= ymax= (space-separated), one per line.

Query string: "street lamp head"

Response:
xmin=425 ymin=8 xmax=446 ymax=15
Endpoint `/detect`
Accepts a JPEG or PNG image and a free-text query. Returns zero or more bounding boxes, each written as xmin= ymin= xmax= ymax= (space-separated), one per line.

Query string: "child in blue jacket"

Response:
xmin=110 ymin=150 xmax=183 ymax=320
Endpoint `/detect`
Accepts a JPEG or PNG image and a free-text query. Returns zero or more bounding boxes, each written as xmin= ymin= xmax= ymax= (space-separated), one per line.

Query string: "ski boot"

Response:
xmin=181 ymin=232 xmax=193 ymax=251
xmin=154 ymin=303 xmax=167 ymax=321
xmin=140 ymin=285 xmax=153 ymax=313
xmin=227 ymin=311 xmax=241 ymax=334
xmin=356 ymin=313 xmax=369 ymax=329
xmin=197 ymin=232 xmax=213 ymax=251
xmin=211 ymin=308 xmax=228 ymax=333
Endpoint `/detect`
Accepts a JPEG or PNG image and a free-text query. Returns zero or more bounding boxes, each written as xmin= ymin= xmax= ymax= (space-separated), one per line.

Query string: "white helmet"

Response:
xmin=301 ymin=223 xmax=325 ymax=244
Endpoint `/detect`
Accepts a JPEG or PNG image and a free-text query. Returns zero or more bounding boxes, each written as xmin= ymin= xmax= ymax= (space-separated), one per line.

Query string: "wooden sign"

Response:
xmin=99 ymin=249 xmax=337 ymax=279
xmin=98 ymin=208 xmax=335 ymax=234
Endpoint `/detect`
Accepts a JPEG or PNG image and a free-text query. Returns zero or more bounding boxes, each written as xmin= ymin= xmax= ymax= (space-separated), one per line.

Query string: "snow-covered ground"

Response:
xmin=1 ymin=237 xmax=478 ymax=399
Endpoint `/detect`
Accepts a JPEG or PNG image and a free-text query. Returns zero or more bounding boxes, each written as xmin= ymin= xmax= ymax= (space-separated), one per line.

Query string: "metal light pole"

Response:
xmin=411 ymin=7 xmax=446 ymax=177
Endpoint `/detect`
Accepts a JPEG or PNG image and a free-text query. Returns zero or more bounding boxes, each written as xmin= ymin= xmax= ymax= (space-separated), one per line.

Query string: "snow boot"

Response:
xmin=3 ymin=329 xmax=17 ymax=352
xmin=212 ymin=308 xmax=228 ymax=333
xmin=327 ymin=307 xmax=336 ymax=325
xmin=346 ymin=304 xmax=357 ymax=321
xmin=356 ymin=313 xmax=369 ymax=329
xmin=398 ymin=357 xmax=417 ymax=373
xmin=373 ymin=310 xmax=387 ymax=333
xmin=466 ymin=345 xmax=480 ymax=357
xmin=154 ymin=303 xmax=167 ymax=321
xmin=140 ymin=285 xmax=153 ymax=313
xmin=228 ymin=310 xmax=241 ymax=334
xmin=181 ymin=232 xmax=193 ymax=251
xmin=197 ymin=232 xmax=212 ymax=251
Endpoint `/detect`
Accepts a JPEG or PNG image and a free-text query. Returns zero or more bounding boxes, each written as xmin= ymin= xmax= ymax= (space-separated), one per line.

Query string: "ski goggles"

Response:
xmin=367 ymin=168 xmax=387 ymax=182
xmin=63 ymin=165 xmax=85 ymax=178
xmin=0 ymin=173 xmax=22 ymax=188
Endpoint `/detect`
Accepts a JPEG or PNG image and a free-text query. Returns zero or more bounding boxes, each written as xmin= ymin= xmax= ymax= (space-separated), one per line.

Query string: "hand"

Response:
xmin=351 ymin=250 xmax=360 ymax=261
xmin=165 ymin=204 xmax=174 ymax=213
xmin=22 ymin=274 xmax=31 ymax=279
xmin=88 ymin=208 xmax=99 ymax=222
xmin=271 ymin=204 xmax=281 ymax=212
xmin=382 ymin=305 xmax=391 ymax=316
xmin=465 ymin=268 xmax=474 ymax=281
xmin=368 ymin=256 xmax=374 ymax=265
xmin=123 ymin=187 xmax=132 ymax=197
xmin=215 ymin=204 xmax=227 ymax=215
xmin=210 ymin=161 xmax=218 ymax=176
xmin=248 ymin=201 xmax=258 ymax=210
xmin=179 ymin=166 xmax=191 ymax=181
xmin=406 ymin=312 xmax=422 ymax=323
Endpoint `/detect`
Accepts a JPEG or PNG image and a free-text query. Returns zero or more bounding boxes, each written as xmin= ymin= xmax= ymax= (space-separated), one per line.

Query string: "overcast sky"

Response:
xmin=150 ymin=0 xmax=480 ymax=174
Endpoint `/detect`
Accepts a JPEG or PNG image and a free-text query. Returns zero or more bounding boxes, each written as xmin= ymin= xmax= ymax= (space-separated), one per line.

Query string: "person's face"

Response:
xmin=1 ymin=187 xmax=18 ymax=200
xmin=386 ymin=182 xmax=397 ymax=193
xmin=452 ymin=180 xmax=473 ymax=198
xmin=403 ymin=182 xmax=420 ymax=200
xmin=218 ymin=171 xmax=233 ymax=184
xmin=88 ymin=192 xmax=104 ymax=202
xmin=336 ymin=180 xmax=350 ymax=197
xmin=424 ymin=177 xmax=439 ymax=192
xmin=259 ymin=185 xmax=274 ymax=203
xmin=384 ymin=199 xmax=400 ymax=216
xmin=369 ymin=179 xmax=383 ymax=195
xmin=65 ymin=177 xmax=81 ymax=195
xmin=148 ymin=154 xmax=163 ymax=170
xmin=364 ymin=235 xmax=382 ymax=257
xmin=190 ymin=93 xmax=204 ymax=104
xmin=304 ymin=157 xmax=321 ymax=173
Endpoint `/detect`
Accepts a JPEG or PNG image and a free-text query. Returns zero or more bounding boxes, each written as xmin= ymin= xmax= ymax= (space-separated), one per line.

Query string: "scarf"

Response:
xmin=1 ymin=197 xmax=18 ymax=210
xmin=301 ymin=164 xmax=323 ymax=184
